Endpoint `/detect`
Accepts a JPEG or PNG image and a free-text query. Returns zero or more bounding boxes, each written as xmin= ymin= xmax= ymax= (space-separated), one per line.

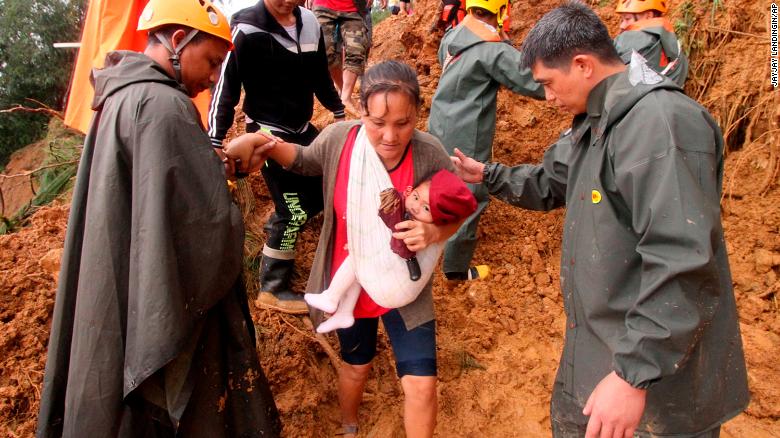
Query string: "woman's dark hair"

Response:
xmin=519 ymin=1 xmax=622 ymax=70
xmin=359 ymin=60 xmax=421 ymax=115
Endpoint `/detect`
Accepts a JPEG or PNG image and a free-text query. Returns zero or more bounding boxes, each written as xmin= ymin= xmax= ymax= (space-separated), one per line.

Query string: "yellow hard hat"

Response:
xmin=615 ymin=0 xmax=668 ymax=14
xmin=465 ymin=0 xmax=509 ymax=16
xmin=137 ymin=0 xmax=232 ymax=46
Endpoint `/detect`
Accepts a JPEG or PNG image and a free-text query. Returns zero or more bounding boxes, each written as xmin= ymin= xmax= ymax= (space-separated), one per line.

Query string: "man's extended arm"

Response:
xmin=488 ymin=43 xmax=545 ymax=100
xmin=451 ymin=133 xmax=570 ymax=211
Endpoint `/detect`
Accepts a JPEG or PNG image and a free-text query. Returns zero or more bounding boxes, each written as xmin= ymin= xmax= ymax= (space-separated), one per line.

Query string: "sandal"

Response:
xmin=335 ymin=424 xmax=358 ymax=436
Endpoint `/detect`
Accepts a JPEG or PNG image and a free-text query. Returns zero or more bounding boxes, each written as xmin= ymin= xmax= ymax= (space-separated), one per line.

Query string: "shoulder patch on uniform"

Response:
xmin=628 ymin=51 xmax=663 ymax=86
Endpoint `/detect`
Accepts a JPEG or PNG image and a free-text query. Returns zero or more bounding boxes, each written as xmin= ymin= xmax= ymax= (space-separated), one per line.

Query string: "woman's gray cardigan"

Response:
xmin=288 ymin=120 xmax=455 ymax=329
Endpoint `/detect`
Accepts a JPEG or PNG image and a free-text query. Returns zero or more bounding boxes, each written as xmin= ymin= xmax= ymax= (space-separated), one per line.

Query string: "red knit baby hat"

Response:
xmin=428 ymin=169 xmax=477 ymax=225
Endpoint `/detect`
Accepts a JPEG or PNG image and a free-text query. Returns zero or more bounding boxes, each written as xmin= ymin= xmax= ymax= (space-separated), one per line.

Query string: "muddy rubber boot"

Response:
xmin=444 ymin=265 xmax=491 ymax=289
xmin=254 ymin=252 xmax=308 ymax=314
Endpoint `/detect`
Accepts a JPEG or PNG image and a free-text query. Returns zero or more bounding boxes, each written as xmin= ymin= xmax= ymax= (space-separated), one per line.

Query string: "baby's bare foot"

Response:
xmin=304 ymin=292 xmax=338 ymax=314
xmin=316 ymin=313 xmax=355 ymax=333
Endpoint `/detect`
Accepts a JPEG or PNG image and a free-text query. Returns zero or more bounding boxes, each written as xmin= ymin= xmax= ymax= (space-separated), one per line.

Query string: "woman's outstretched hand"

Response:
xmin=223 ymin=132 xmax=279 ymax=178
xmin=392 ymin=220 xmax=441 ymax=252
xmin=246 ymin=136 xmax=278 ymax=173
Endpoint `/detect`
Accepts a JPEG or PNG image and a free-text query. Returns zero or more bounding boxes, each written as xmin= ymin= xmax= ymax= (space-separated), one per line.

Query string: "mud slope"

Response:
xmin=1 ymin=0 xmax=778 ymax=437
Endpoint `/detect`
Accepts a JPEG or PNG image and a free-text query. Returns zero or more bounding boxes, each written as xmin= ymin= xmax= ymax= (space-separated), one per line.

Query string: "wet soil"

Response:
xmin=1 ymin=0 xmax=778 ymax=436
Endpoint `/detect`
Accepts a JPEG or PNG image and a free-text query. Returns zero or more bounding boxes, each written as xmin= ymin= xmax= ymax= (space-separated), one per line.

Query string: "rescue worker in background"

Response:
xmin=452 ymin=3 xmax=748 ymax=437
xmin=387 ymin=0 xmax=401 ymax=14
xmin=429 ymin=0 xmax=467 ymax=33
xmin=614 ymin=0 xmax=688 ymax=86
xmin=209 ymin=0 xmax=345 ymax=314
xmin=334 ymin=0 xmax=374 ymax=85
xmin=398 ymin=0 xmax=412 ymax=15
xmin=312 ymin=0 xmax=369 ymax=115
xmin=428 ymin=0 xmax=544 ymax=281
xmin=37 ymin=0 xmax=281 ymax=436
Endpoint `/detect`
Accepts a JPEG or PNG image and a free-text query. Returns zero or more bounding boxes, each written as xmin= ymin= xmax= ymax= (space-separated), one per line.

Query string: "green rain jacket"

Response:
xmin=37 ymin=51 xmax=280 ymax=437
xmin=482 ymin=60 xmax=748 ymax=434
xmin=614 ymin=17 xmax=689 ymax=87
xmin=428 ymin=15 xmax=544 ymax=161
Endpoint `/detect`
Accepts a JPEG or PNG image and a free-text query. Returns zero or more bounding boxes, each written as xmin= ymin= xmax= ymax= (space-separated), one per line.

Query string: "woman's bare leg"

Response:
xmin=341 ymin=69 xmax=360 ymax=116
xmin=401 ymin=375 xmax=437 ymax=438
xmin=338 ymin=362 xmax=372 ymax=437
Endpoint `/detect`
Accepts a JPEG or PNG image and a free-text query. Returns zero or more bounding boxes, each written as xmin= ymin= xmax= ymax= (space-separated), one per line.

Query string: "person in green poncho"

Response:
xmin=36 ymin=1 xmax=280 ymax=436
xmin=613 ymin=0 xmax=689 ymax=86
xmin=428 ymin=0 xmax=544 ymax=282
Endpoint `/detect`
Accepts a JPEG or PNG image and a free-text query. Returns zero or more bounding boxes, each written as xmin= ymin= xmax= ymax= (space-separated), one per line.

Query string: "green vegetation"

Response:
xmin=371 ymin=8 xmax=391 ymax=26
xmin=0 ymin=0 xmax=86 ymax=166
xmin=709 ymin=0 xmax=722 ymax=22
xmin=673 ymin=0 xmax=724 ymax=53
xmin=673 ymin=0 xmax=696 ymax=51
xmin=459 ymin=350 xmax=486 ymax=371
xmin=0 ymin=119 xmax=83 ymax=234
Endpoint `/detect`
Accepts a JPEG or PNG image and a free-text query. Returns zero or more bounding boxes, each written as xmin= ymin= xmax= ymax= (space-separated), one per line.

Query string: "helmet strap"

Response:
xmin=153 ymin=29 xmax=201 ymax=90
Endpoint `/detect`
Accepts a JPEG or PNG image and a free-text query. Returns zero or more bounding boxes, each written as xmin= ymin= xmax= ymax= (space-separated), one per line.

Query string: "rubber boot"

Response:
xmin=255 ymin=254 xmax=308 ymax=314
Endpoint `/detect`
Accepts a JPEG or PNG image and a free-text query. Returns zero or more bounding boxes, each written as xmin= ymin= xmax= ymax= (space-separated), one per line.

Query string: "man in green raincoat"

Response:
xmin=36 ymin=1 xmax=280 ymax=436
xmin=452 ymin=3 xmax=747 ymax=437
xmin=428 ymin=0 xmax=544 ymax=281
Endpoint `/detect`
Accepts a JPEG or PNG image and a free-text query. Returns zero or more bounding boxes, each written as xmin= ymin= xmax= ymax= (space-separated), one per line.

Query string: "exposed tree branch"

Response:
xmin=302 ymin=317 xmax=342 ymax=371
xmin=0 ymin=160 xmax=79 ymax=180
xmin=706 ymin=26 xmax=763 ymax=39
xmin=0 ymin=104 xmax=63 ymax=120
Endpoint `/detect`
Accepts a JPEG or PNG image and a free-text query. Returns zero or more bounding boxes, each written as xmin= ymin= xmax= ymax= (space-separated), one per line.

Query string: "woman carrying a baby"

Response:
xmin=226 ymin=60 xmax=470 ymax=438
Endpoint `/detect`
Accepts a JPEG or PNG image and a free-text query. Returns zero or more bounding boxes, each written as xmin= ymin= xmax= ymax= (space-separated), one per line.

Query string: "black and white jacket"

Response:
xmin=208 ymin=1 xmax=345 ymax=147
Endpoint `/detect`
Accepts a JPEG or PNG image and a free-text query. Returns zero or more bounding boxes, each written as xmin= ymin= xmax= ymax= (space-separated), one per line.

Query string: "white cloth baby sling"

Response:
xmin=345 ymin=126 xmax=444 ymax=308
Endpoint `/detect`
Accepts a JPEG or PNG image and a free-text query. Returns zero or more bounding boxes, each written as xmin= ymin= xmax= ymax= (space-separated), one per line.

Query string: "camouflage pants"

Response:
xmin=313 ymin=6 xmax=368 ymax=75
xmin=335 ymin=9 xmax=372 ymax=59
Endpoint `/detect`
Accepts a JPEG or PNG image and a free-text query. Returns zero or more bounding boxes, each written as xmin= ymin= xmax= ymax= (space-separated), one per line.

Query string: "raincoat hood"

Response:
xmin=443 ymin=14 xmax=502 ymax=58
xmin=614 ymin=17 xmax=688 ymax=87
xmin=574 ymin=55 xmax=682 ymax=148
xmin=620 ymin=18 xmax=683 ymax=59
xmin=91 ymin=50 xmax=185 ymax=111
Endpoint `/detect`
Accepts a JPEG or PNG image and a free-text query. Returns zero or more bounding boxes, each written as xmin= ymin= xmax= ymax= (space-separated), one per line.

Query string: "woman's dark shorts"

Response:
xmin=336 ymin=309 xmax=437 ymax=377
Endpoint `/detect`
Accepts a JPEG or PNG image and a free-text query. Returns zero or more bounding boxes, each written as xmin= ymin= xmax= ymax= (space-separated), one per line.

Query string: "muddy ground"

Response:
xmin=1 ymin=0 xmax=778 ymax=436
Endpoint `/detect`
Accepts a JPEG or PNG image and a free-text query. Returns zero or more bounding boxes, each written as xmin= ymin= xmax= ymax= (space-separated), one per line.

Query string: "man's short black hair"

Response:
xmin=520 ymin=1 xmax=622 ymax=70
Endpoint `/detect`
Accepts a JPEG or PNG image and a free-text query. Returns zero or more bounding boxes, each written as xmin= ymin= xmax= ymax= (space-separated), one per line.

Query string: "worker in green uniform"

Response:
xmin=428 ymin=0 xmax=544 ymax=281
xmin=613 ymin=0 xmax=688 ymax=86
xmin=452 ymin=3 xmax=748 ymax=437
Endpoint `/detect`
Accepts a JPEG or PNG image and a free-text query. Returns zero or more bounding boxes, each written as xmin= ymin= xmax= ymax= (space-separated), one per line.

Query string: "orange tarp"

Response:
xmin=64 ymin=0 xmax=213 ymax=133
